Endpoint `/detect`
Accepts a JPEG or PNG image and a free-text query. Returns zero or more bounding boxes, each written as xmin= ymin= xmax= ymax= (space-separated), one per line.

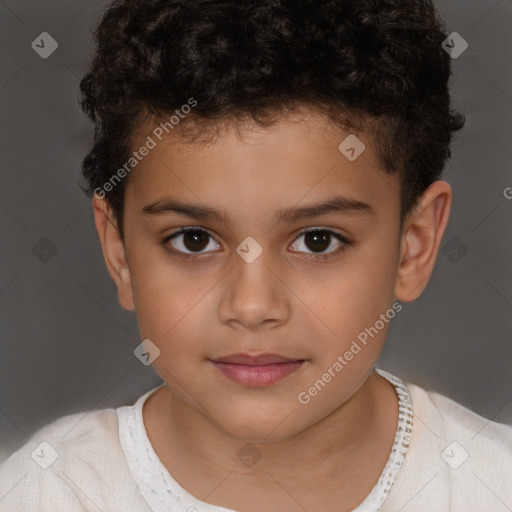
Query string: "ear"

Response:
xmin=394 ymin=180 xmax=452 ymax=302
xmin=92 ymin=195 xmax=135 ymax=311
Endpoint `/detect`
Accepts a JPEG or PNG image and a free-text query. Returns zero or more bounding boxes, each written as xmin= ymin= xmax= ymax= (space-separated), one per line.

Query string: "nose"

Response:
xmin=217 ymin=249 xmax=291 ymax=330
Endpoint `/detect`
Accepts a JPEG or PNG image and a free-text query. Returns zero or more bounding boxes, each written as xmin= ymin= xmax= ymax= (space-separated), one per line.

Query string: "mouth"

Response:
xmin=209 ymin=353 xmax=307 ymax=387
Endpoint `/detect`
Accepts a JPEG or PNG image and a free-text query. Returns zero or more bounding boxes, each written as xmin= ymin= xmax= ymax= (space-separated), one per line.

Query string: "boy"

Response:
xmin=1 ymin=0 xmax=511 ymax=511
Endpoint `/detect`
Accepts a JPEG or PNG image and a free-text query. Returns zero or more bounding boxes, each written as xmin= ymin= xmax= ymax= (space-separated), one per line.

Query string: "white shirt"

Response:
xmin=0 ymin=368 xmax=511 ymax=512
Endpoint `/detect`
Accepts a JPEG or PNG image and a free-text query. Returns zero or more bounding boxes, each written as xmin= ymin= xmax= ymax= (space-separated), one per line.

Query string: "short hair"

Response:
xmin=79 ymin=0 xmax=465 ymax=241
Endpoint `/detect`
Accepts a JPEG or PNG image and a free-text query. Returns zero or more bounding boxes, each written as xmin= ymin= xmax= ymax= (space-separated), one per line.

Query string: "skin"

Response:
xmin=92 ymin=108 xmax=451 ymax=512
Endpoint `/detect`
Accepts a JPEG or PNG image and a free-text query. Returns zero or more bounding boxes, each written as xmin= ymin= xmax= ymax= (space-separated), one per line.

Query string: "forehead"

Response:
xmin=124 ymin=110 xmax=401 ymax=226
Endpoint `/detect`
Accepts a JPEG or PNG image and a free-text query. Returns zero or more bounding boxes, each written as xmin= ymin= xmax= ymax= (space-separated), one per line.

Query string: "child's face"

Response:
xmin=96 ymin=110 xmax=427 ymax=440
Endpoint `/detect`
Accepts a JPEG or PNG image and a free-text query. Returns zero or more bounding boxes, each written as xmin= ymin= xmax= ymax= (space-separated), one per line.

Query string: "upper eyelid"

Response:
xmin=168 ymin=226 xmax=346 ymax=237
xmin=295 ymin=227 xmax=348 ymax=238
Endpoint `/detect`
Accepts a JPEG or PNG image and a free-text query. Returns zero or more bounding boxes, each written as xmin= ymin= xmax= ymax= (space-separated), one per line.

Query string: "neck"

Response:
xmin=143 ymin=370 xmax=398 ymax=508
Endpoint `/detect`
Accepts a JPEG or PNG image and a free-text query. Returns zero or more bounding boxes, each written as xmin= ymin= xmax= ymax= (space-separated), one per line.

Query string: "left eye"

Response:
xmin=290 ymin=229 xmax=349 ymax=257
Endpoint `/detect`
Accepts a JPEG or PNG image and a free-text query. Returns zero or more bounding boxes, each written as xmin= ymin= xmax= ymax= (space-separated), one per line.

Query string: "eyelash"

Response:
xmin=161 ymin=227 xmax=351 ymax=262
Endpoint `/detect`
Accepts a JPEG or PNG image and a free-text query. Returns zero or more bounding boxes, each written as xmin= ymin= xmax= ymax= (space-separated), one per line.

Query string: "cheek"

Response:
xmin=305 ymin=240 xmax=398 ymax=349
xmin=349 ymin=233 xmax=399 ymax=304
xmin=129 ymin=253 xmax=212 ymax=342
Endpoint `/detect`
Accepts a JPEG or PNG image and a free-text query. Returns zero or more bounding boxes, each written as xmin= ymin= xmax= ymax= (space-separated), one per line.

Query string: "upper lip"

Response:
xmin=210 ymin=353 xmax=304 ymax=365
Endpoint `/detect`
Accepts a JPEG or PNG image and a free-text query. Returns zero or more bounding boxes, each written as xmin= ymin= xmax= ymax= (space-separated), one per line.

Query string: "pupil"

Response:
xmin=305 ymin=231 xmax=330 ymax=252
xmin=184 ymin=230 xmax=208 ymax=252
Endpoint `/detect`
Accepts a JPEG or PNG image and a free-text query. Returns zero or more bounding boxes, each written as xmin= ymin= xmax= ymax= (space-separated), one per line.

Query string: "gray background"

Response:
xmin=1 ymin=0 xmax=511 ymax=463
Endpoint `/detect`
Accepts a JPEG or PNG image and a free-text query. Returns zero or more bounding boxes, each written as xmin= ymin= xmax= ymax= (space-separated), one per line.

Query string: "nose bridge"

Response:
xmin=218 ymin=244 xmax=289 ymax=328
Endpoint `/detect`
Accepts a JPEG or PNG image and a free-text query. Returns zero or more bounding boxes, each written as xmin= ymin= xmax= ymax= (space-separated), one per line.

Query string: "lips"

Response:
xmin=211 ymin=353 xmax=303 ymax=365
xmin=209 ymin=353 xmax=306 ymax=386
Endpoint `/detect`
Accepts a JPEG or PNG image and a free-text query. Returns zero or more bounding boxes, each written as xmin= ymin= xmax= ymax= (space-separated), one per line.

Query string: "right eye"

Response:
xmin=162 ymin=227 xmax=221 ymax=257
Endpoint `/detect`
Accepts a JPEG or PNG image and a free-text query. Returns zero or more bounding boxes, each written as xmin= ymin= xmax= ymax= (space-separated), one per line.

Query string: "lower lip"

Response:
xmin=211 ymin=361 xmax=305 ymax=387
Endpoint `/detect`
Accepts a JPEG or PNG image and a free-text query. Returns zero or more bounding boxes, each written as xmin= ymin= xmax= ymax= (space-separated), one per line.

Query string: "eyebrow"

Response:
xmin=142 ymin=195 xmax=374 ymax=224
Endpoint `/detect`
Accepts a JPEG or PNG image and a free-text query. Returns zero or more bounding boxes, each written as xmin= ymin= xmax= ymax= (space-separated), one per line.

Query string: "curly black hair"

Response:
xmin=79 ymin=0 xmax=465 ymax=241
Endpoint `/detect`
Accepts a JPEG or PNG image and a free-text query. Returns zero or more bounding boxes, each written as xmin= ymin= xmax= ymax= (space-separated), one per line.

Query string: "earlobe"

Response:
xmin=92 ymin=195 xmax=135 ymax=311
xmin=394 ymin=181 xmax=452 ymax=302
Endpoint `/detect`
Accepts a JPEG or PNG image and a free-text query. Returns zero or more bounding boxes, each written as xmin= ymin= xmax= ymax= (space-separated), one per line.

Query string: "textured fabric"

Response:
xmin=0 ymin=369 xmax=511 ymax=512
